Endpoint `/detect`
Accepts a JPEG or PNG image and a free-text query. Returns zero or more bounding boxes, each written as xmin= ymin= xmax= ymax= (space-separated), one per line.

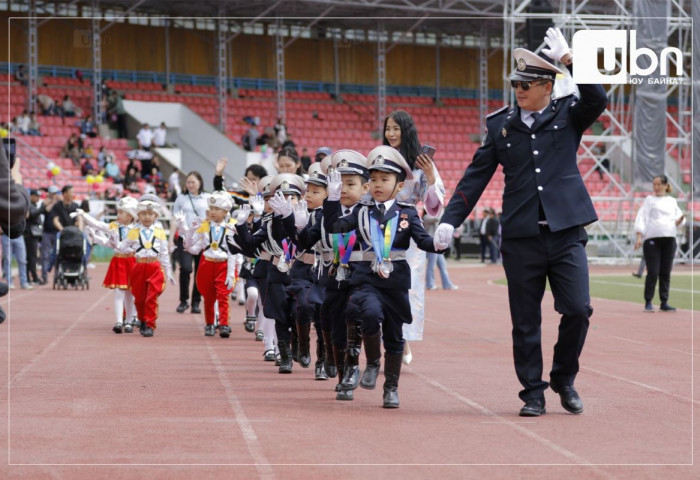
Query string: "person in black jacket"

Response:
xmin=23 ymin=189 xmax=43 ymax=284
xmin=434 ymin=28 xmax=607 ymax=417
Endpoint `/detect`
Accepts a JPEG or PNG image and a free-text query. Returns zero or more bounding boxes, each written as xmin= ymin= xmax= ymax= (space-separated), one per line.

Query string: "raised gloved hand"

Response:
xmin=235 ymin=205 xmax=252 ymax=226
xmin=173 ymin=210 xmax=186 ymax=226
xmin=269 ymin=191 xmax=293 ymax=218
xmin=542 ymin=27 xmax=571 ymax=62
xmin=225 ymin=275 xmax=236 ymax=290
xmin=327 ymin=170 xmax=342 ymax=201
xmin=293 ymin=199 xmax=310 ymax=230
xmin=250 ymin=193 xmax=265 ymax=216
xmin=69 ymin=208 xmax=85 ymax=219
xmin=191 ymin=216 xmax=203 ymax=230
xmin=433 ymin=223 xmax=455 ymax=251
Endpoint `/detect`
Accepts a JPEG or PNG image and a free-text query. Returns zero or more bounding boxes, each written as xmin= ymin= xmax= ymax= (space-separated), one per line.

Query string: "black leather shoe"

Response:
xmin=314 ymin=362 xmax=328 ymax=380
xmin=519 ymin=398 xmax=546 ymax=417
xmin=204 ymin=324 xmax=216 ymax=336
xmin=219 ymin=325 xmax=231 ymax=338
xmin=191 ymin=303 xmax=201 ymax=314
xmin=336 ymin=388 xmax=354 ymax=401
xmin=550 ymin=384 xmax=583 ymax=414
xmin=382 ymin=390 xmax=399 ymax=408
xmin=660 ymin=302 xmax=677 ymax=312
xmin=141 ymin=327 xmax=154 ymax=337
xmin=112 ymin=323 xmax=123 ymax=334
xmin=176 ymin=302 xmax=189 ymax=313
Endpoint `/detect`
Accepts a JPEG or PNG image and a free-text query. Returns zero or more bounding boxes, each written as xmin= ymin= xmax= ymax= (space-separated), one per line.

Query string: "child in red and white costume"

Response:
xmin=175 ymin=191 xmax=239 ymax=338
xmin=71 ymin=196 xmax=140 ymax=334
xmin=120 ymin=194 xmax=175 ymax=337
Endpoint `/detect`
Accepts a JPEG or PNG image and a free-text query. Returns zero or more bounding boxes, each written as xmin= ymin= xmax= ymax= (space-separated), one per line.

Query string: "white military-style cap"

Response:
xmin=367 ymin=145 xmax=414 ymax=181
xmin=137 ymin=193 xmax=162 ymax=215
xmin=208 ymin=190 xmax=233 ymax=211
xmin=257 ymin=175 xmax=274 ymax=197
xmin=305 ymin=162 xmax=327 ymax=187
xmin=330 ymin=149 xmax=369 ymax=179
xmin=511 ymin=48 xmax=563 ymax=82
xmin=320 ymin=155 xmax=333 ymax=174
xmin=116 ymin=196 xmax=138 ymax=220
xmin=270 ymin=173 xmax=306 ymax=196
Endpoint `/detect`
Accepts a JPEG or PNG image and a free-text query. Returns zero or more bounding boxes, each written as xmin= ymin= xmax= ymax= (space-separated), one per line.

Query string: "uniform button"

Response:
xmin=531 ymin=134 xmax=536 ymax=139
xmin=533 ymin=150 xmax=539 ymax=155
xmin=380 ymin=224 xmax=384 ymax=229
xmin=537 ymin=186 xmax=543 ymax=191
xmin=535 ymin=168 xmax=541 ymax=173
xmin=554 ymin=125 xmax=558 ymax=129
xmin=507 ymin=143 xmax=511 ymax=147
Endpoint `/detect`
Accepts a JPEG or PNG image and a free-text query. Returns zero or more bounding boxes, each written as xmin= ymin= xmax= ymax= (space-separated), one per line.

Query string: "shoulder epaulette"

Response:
xmin=108 ymin=221 xmax=119 ymax=230
xmin=196 ymin=220 xmax=210 ymax=234
xmin=228 ymin=218 xmax=237 ymax=226
xmin=486 ymin=105 xmax=509 ymax=118
xmin=396 ymin=201 xmax=415 ymax=209
xmin=154 ymin=228 xmax=167 ymax=240
xmin=126 ymin=228 xmax=140 ymax=240
xmin=552 ymin=92 xmax=576 ymax=104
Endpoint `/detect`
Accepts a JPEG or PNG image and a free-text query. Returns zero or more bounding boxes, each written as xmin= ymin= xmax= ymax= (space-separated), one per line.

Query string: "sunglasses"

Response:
xmin=510 ymin=80 xmax=550 ymax=91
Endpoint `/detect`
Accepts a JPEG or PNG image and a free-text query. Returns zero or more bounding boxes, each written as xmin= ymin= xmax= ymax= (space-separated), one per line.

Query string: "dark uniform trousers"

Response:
xmin=500 ymin=224 xmax=592 ymax=401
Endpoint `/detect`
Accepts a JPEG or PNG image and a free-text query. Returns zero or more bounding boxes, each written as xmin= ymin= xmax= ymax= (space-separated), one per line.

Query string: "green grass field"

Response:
xmin=495 ymin=273 xmax=700 ymax=311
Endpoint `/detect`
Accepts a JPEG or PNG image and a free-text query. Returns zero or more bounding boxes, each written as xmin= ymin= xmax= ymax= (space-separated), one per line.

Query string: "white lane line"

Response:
xmin=10 ymin=290 xmax=112 ymax=384
xmin=204 ymin=338 xmax=275 ymax=478
xmin=590 ymin=279 xmax=696 ymax=294
xmin=409 ymin=369 xmax=616 ymax=477
xmin=582 ymin=366 xmax=698 ymax=405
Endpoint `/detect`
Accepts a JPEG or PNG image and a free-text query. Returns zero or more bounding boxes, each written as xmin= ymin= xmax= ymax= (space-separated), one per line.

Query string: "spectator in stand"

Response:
xmin=274 ymin=118 xmax=287 ymax=144
xmin=61 ymin=95 xmax=79 ymax=118
xmin=52 ymin=185 xmax=83 ymax=232
xmin=242 ymin=120 xmax=259 ymax=152
xmin=84 ymin=143 xmax=95 ymax=159
xmin=80 ymin=114 xmax=97 ymax=138
xmin=17 ymin=111 xmax=31 ymax=135
xmin=24 ymin=189 xmax=43 ymax=285
xmin=15 ymin=65 xmax=27 ymax=86
xmin=107 ymin=91 xmax=127 ymax=139
xmin=123 ymin=166 xmax=140 ymax=192
xmin=153 ymin=122 xmax=167 ymax=148
xmin=62 ymin=133 xmax=84 ymax=167
xmin=80 ymin=157 xmax=97 ymax=177
xmin=168 ymin=170 xmax=182 ymax=201
xmin=300 ymin=148 xmax=312 ymax=173
xmin=39 ymin=185 xmax=60 ymax=284
xmin=96 ymin=146 xmax=108 ymax=169
xmin=37 ymin=94 xmax=56 ymax=116
xmin=315 ymin=146 xmax=332 ymax=164
xmin=74 ymin=69 xmax=84 ymax=83
xmin=26 ymin=114 xmax=41 ymax=136
xmin=137 ymin=123 xmax=154 ymax=152
xmin=104 ymin=155 xmax=122 ymax=183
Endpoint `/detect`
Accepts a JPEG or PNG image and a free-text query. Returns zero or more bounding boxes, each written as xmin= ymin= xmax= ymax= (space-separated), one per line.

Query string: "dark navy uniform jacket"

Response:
xmin=442 ymin=66 xmax=607 ymax=238
xmin=323 ymin=199 xmax=441 ymax=291
xmin=234 ymin=213 xmax=295 ymax=285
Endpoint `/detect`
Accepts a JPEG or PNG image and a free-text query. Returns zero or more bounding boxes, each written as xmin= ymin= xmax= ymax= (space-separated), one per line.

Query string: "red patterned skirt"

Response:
xmin=103 ymin=254 xmax=136 ymax=289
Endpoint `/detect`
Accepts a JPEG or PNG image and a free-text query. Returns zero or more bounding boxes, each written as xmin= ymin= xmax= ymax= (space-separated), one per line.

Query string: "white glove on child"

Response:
xmin=225 ymin=276 xmax=236 ymax=290
xmin=542 ymin=27 xmax=571 ymax=62
xmin=250 ymin=194 xmax=265 ymax=216
xmin=433 ymin=223 xmax=455 ymax=251
xmin=235 ymin=205 xmax=251 ymax=226
xmin=269 ymin=191 xmax=293 ymax=218
xmin=167 ymin=269 xmax=176 ymax=285
xmin=293 ymin=200 xmax=310 ymax=230
xmin=69 ymin=208 xmax=85 ymax=219
xmin=327 ymin=170 xmax=342 ymax=201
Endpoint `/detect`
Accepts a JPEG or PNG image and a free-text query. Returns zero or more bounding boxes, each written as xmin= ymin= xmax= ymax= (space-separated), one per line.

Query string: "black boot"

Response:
xmin=322 ymin=330 xmax=337 ymax=378
xmin=315 ymin=331 xmax=328 ymax=380
xmin=278 ymin=341 xmax=293 ymax=374
xmin=360 ymin=331 xmax=382 ymax=390
xmin=382 ymin=352 xmax=403 ymax=408
xmin=290 ymin=326 xmax=299 ymax=363
xmin=297 ymin=322 xmax=312 ymax=368
xmin=334 ymin=345 xmax=353 ymax=401
xmin=340 ymin=321 xmax=362 ymax=391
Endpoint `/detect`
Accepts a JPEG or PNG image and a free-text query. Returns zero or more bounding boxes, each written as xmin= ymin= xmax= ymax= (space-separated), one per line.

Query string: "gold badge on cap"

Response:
xmin=311 ymin=171 xmax=319 ymax=178
xmin=281 ymin=180 xmax=290 ymax=190
xmin=502 ymin=128 xmax=507 ymax=137
xmin=374 ymin=155 xmax=385 ymax=165
xmin=338 ymin=159 xmax=348 ymax=168
xmin=209 ymin=197 xmax=216 ymax=205
xmin=517 ymin=58 xmax=526 ymax=71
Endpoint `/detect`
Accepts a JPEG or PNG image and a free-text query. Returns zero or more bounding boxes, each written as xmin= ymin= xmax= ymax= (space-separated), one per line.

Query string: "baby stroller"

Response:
xmin=53 ymin=226 xmax=90 ymax=290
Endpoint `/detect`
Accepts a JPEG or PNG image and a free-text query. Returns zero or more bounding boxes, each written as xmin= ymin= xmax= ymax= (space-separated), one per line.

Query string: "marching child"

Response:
xmin=121 ymin=194 xmax=175 ymax=337
xmin=175 ymin=191 xmax=238 ymax=338
xmin=324 ymin=146 xmax=444 ymax=407
xmin=71 ymin=196 xmax=140 ymax=334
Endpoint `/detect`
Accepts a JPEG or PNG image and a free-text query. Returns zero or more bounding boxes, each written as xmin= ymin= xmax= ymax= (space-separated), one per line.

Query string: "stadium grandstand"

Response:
xmin=1 ymin=0 xmax=695 ymax=262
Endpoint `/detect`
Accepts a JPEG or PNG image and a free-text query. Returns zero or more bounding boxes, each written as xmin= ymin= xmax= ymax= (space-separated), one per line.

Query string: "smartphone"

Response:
xmin=421 ymin=144 xmax=436 ymax=160
xmin=2 ymin=138 xmax=16 ymax=167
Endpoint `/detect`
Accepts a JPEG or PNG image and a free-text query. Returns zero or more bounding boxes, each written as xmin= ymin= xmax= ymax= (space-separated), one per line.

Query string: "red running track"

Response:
xmin=0 ymin=262 xmax=697 ymax=479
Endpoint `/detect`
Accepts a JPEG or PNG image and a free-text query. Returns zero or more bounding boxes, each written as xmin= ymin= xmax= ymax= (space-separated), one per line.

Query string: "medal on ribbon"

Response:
xmin=210 ymin=224 xmax=224 ymax=250
xmin=370 ymin=213 xmax=398 ymax=278
xmin=141 ymin=227 xmax=154 ymax=250
xmin=333 ymin=232 xmax=357 ymax=282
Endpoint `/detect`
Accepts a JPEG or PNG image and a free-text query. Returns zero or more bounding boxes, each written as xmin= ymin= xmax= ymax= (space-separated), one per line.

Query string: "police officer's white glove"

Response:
xmin=327 ymin=170 xmax=342 ymax=201
xmin=434 ymin=223 xmax=454 ymax=250
xmin=235 ymin=204 xmax=251 ymax=226
xmin=69 ymin=208 xmax=85 ymax=219
xmin=250 ymin=193 xmax=265 ymax=216
xmin=225 ymin=275 xmax=236 ymax=290
xmin=542 ymin=27 xmax=571 ymax=63
xmin=269 ymin=191 xmax=293 ymax=218
xmin=293 ymin=200 xmax=310 ymax=230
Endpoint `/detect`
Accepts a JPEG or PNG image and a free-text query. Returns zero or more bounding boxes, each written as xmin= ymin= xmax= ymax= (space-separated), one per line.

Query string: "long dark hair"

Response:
xmin=277 ymin=147 xmax=303 ymax=175
xmin=185 ymin=171 xmax=204 ymax=194
xmin=382 ymin=110 xmax=421 ymax=170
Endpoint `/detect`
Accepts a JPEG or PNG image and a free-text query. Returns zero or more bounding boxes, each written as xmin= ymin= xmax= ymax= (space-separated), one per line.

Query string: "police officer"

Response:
xmin=435 ymin=28 xmax=607 ymax=417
